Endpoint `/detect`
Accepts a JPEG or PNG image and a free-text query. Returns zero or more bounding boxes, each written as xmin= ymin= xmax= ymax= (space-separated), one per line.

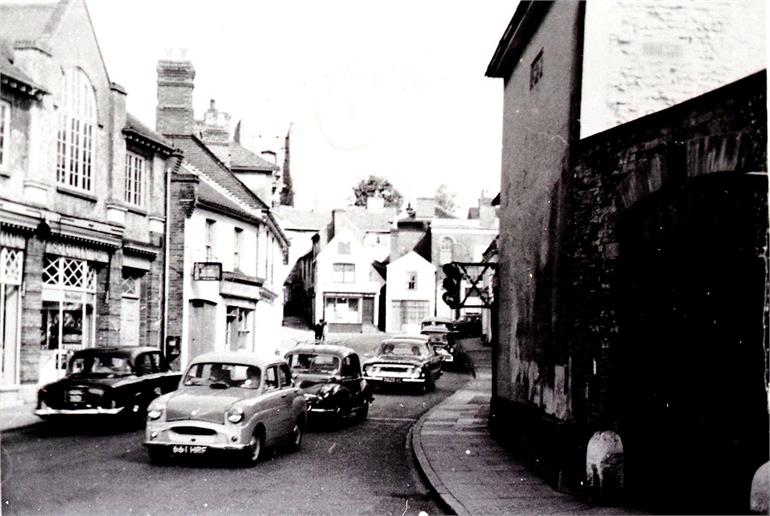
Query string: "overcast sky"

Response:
xmin=87 ymin=1 xmax=513 ymax=212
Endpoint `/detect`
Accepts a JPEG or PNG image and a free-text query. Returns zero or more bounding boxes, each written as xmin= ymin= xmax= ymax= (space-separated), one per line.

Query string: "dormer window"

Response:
xmin=57 ymin=69 xmax=96 ymax=191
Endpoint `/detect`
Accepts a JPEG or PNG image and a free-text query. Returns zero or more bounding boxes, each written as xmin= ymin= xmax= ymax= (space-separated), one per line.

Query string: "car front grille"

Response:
xmin=171 ymin=426 xmax=217 ymax=436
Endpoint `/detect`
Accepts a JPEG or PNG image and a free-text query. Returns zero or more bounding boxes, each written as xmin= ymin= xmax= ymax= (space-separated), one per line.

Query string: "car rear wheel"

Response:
xmin=245 ymin=428 xmax=264 ymax=466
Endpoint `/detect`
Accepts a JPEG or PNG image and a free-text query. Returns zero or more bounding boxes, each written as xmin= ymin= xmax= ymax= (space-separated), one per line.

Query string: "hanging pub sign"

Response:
xmin=193 ymin=262 xmax=222 ymax=281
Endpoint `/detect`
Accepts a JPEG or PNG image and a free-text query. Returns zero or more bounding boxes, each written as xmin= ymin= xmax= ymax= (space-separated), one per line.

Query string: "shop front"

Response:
xmin=0 ymin=243 xmax=23 ymax=400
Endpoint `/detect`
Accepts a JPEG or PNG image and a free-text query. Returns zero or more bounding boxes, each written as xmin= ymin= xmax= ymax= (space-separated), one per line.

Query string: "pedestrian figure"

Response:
xmin=313 ymin=319 xmax=325 ymax=342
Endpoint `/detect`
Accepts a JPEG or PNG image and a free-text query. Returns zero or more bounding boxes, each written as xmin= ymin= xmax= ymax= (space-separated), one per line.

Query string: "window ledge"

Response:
xmin=126 ymin=205 xmax=148 ymax=216
xmin=56 ymin=185 xmax=97 ymax=202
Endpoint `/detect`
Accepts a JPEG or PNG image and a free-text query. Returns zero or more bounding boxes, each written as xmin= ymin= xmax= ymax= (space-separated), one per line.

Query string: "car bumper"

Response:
xmin=144 ymin=419 xmax=252 ymax=451
xmin=363 ymin=375 xmax=426 ymax=384
xmin=35 ymin=406 xmax=124 ymax=416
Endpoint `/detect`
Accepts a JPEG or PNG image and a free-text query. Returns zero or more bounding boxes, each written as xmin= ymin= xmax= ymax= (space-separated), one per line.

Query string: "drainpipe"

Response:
xmin=162 ymin=150 xmax=184 ymax=354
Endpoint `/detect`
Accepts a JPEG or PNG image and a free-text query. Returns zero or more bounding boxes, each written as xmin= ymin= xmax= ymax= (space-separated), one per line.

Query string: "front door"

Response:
xmin=120 ymin=297 xmax=140 ymax=346
xmin=188 ymin=300 xmax=216 ymax=363
xmin=362 ymin=298 xmax=374 ymax=325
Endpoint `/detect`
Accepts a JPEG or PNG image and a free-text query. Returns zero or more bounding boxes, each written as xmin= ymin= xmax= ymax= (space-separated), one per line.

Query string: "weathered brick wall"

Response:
xmin=568 ymin=71 xmax=767 ymax=427
xmin=96 ymin=249 xmax=123 ymax=347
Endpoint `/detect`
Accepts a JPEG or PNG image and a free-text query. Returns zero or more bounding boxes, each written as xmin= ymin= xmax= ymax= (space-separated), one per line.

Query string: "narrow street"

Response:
xmin=1 ymin=334 xmax=469 ymax=516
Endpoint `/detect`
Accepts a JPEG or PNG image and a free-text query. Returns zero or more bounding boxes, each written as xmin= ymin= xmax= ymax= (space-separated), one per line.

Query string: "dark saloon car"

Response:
xmin=362 ymin=336 xmax=443 ymax=393
xmin=35 ymin=346 xmax=181 ymax=421
xmin=420 ymin=324 xmax=456 ymax=366
xmin=285 ymin=344 xmax=373 ymax=426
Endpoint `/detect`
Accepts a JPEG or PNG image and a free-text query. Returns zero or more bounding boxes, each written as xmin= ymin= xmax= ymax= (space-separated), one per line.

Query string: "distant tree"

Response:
xmin=353 ymin=175 xmax=403 ymax=208
xmin=435 ymin=184 xmax=457 ymax=214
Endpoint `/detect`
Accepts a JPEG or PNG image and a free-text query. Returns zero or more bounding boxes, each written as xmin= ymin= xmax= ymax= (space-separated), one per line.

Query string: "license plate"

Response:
xmin=68 ymin=391 xmax=83 ymax=402
xmin=171 ymin=445 xmax=207 ymax=455
xmin=383 ymin=377 xmax=401 ymax=383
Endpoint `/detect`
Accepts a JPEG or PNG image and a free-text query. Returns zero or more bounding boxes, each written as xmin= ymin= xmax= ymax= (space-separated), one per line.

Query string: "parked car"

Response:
xmin=362 ymin=336 xmax=443 ymax=393
xmin=420 ymin=316 xmax=455 ymax=332
xmin=285 ymin=344 xmax=373 ymax=426
xmin=453 ymin=313 xmax=482 ymax=338
xmin=420 ymin=324 xmax=457 ymax=367
xmin=34 ymin=346 xmax=181 ymax=422
xmin=143 ymin=351 xmax=306 ymax=466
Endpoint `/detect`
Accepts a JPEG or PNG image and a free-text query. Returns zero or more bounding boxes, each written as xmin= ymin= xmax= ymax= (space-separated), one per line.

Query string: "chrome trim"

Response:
xmin=35 ymin=406 xmax=124 ymax=416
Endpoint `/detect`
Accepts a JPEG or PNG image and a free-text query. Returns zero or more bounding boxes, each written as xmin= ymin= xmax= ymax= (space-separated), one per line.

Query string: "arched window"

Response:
xmin=440 ymin=237 xmax=454 ymax=264
xmin=57 ymin=68 xmax=96 ymax=191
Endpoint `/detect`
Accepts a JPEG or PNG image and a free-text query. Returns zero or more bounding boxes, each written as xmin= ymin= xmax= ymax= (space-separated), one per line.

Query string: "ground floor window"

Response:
xmin=325 ymin=296 xmax=360 ymax=324
xmin=1 ymin=246 xmax=23 ymax=386
xmin=391 ymin=300 xmax=429 ymax=330
xmin=226 ymin=306 xmax=254 ymax=351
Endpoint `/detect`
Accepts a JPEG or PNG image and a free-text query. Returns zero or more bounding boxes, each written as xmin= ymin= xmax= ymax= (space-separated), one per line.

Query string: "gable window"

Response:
xmin=338 ymin=241 xmax=351 ymax=254
xmin=233 ymin=227 xmax=243 ymax=271
xmin=205 ymin=219 xmax=216 ymax=261
xmin=57 ymin=69 xmax=96 ymax=191
xmin=440 ymin=237 xmax=454 ymax=264
xmin=530 ymin=49 xmax=544 ymax=90
xmin=333 ymin=263 xmax=355 ymax=283
xmin=124 ymin=151 xmax=146 ymax=207
xmin=407 ymin=271 xmax=417 ymax=290
xmin=0 ymin=100 xmax=9 ymax=170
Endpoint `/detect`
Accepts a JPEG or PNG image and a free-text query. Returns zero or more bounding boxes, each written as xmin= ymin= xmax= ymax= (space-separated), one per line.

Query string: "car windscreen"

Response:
xmin=287 ymin=353 xmax=340 ymax=375
xmin=68 ymin=354 xmax=132 ymax=376
xmin=183 ymin=362 xmax=261 ymax=389
xmin=379 ymin=342 xmax=429 ymax=357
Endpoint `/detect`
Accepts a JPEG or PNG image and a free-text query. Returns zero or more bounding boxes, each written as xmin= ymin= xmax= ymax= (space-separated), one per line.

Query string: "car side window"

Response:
xmin=279 ymin=364 xmax=292 ymax=388
xmin=135 ymin=353 xmax=153 ymax=375
xmin=265 ymin=366 xmax=279 ymax=391
xmin=349 ymin=354 xmax=361 ymax=377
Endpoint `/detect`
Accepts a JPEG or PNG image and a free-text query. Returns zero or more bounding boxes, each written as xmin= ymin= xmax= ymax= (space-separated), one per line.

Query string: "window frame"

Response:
xmin=0 ymin=99 xmax=10 ymax=171
xmin=233 ymin=227 xmax=243 ymax=271
xmin=56 ymin=68 xmax=97 ymax=192
xmin=333 ymin=263 xmax=356 ymax=283
xmin=124 ymin=150 xmax=147 ymax=207
xmin=407 ymin=271 xmax=418 ymax=291
xmin=205 ymin=219 xmax=216 ymax=261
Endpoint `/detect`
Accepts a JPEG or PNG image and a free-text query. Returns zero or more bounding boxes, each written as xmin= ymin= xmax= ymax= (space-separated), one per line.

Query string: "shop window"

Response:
xmin=0 ymin=247 xmax=22 ymax=387
xmin=57 ymin=68 xmax=96 ymax=191
xmin=226 ymin=306 xmax=253 ymax=351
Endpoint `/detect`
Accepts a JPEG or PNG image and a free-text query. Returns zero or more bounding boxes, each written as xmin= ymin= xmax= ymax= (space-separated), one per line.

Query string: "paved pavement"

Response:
xmin=412 ymin=337 xmax=642 ymax=515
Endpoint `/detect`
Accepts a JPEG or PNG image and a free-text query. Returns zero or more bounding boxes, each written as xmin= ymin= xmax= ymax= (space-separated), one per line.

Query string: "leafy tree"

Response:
xmin=435 ymin=184 xmax=457 ymax=214
xmin=353 ymin=175 xmax=403 ymax=208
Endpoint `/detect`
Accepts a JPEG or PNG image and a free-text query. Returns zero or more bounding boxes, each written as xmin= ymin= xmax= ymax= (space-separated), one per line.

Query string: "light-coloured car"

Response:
xmin=362 ymin=336 xmax=443 ymax=393
xmin=420 ymin=325 xmax=456 ymax=365
xmin=143 ymin=351 xmax=307 ymax=466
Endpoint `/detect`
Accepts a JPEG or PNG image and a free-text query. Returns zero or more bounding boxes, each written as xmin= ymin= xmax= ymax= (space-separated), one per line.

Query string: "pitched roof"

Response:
xmin=341 ymin=206 xmax=397 ymax=232
xmin=124 ymin=113 xmax=173 ymax=150
xmin=0 ymin=39 xmax=47 ymax=94
xmin=194 ymin=175 xmax=260 ymax=224
xmin=0 ymin=2 xmax=60 ymax=43
xmin=169 ymin=135 xmax=269 ymax=211
xmin=275 ymin=206 xmax=330 ymax=231
xmin=230 ymin=141 xmax=279 ymax=172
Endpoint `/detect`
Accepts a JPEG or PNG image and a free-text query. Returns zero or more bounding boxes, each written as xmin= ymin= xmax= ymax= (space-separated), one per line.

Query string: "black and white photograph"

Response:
xmin=0 ymin=0 xmax=767 ymax=514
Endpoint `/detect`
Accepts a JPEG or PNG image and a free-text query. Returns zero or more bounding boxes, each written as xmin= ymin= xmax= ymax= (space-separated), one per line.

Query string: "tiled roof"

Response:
xmin=0 ymin=2 xmax=59 ymax=43
xmin=169 ymin=135 xmax=269 ymax=211
xmin=230 ymin=141 xmax=279 ymax=172
xmin=195 ymin=176 xmax=260 ymax=224
xmin=275 ymin=206 xmax=330 ymax=231
xmin=124 ymin=113 xmax=172 ymax=150
xmin=0 ymin=39 xmax=46 ymax=94
xmin=342 ymin=206 xmax=397 ymax=232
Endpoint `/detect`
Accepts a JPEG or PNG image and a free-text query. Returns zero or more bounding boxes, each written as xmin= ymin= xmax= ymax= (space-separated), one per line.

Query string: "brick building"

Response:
xmin=156 ymin=59 xmax=289 ymax=367
xmin=486 ymin=1 xmax=767 ymax=511
xmin=0 ymin=0 xmax=173 ymax=406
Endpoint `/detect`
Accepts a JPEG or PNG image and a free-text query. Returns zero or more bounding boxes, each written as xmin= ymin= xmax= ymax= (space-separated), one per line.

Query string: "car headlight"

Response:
xmin=227 ymin=406 xmax=244 ymax=424
xmin=147 ymin=405 xmax=164 ymax=421
xmin=411 ymin=367 xmax=422 ymax=378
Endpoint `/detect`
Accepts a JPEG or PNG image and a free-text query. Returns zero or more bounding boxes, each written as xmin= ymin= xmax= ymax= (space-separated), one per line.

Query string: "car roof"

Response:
xmin=285 ymin=343 xmax=358 ymax=357
xmin=421 ymin=316 xmax=453 ymax=324
xmin=421 ymin=325 xmax=450 ymax=333
xmin=188 ymin=351 xmax=284 ymax=369
xmin=382 ymin=335 xmax=430 ymax=345
xmin=71 ymin=346 xmax=161 ymax=360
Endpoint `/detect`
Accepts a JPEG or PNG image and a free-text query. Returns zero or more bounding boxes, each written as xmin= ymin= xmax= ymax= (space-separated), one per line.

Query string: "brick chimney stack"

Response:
xmin=156 ymin=59 xmax=196 ymax=136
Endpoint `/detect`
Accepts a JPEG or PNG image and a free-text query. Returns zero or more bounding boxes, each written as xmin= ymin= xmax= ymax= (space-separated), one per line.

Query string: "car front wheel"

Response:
xmin=245 ymin=428 xmax=264 ymax=466
xmin=288 ymin=419 xmax=303 ymax=451
xmin=356 ymin=400 xmax=369 ymax=422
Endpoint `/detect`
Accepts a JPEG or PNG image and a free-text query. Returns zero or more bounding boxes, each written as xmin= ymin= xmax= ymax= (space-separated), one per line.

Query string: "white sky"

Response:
xmin=87 ymin=0 xmax=513 ymax=212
